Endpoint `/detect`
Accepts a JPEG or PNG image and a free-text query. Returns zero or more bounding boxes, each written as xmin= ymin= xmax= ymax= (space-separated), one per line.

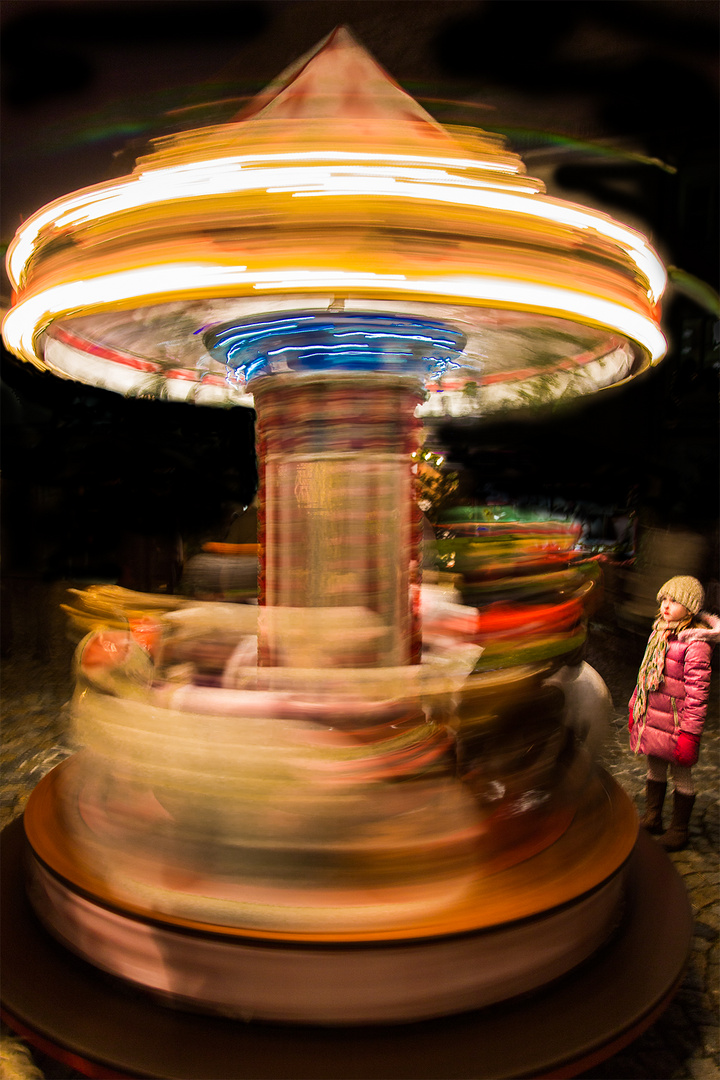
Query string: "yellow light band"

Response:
xmin=7 ymin=161 xmax=664 ymax=304
xmin=2 ymin=263 xmax=666 ymax=367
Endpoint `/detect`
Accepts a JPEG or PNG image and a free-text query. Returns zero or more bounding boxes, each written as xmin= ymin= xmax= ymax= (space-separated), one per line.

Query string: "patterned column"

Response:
xmin=204 ymin=311 xmax=466 ymax=668
xmin=253 ymin=372 xmax=422 ymax=666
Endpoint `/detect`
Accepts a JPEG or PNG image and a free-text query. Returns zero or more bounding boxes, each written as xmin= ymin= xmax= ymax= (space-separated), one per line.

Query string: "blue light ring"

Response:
xmin=203 ymin=311 xmax=467 ymax=384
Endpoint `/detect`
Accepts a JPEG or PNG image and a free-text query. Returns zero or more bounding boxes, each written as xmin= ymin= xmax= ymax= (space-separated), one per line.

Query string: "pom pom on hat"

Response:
xmin=657 ymin=576 xmax=704 ymax=615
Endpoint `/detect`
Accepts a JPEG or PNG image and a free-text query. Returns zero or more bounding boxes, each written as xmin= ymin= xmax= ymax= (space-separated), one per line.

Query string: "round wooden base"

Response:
xmin=2 ymin=817 xmax=692 ymax=1080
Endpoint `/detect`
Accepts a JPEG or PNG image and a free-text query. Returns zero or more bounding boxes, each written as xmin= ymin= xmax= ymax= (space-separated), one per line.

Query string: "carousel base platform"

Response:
xmin=1 ymin=816 xmax=692 ymax=1080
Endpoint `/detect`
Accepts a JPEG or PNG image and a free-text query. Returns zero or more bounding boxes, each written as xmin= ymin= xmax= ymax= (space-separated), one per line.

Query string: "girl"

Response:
xmin=629 ymin=576 xmax=716 ymax=851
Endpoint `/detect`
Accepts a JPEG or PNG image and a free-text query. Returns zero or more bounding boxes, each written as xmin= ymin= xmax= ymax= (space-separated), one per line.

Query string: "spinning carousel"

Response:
xmin=1 ymin=28 xmax=691 ymax=1079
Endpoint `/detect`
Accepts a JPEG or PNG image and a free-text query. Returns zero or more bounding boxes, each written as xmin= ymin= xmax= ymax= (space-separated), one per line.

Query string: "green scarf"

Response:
xmin=632 ymin=614 xmax=693 ymax=723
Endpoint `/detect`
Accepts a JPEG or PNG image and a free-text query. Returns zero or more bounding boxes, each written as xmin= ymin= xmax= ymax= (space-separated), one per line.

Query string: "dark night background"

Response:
xmin=1 ymin=0 xmax=718 ymax=614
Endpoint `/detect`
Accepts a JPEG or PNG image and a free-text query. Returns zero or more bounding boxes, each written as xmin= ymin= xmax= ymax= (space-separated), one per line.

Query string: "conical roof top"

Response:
xmin=234 ymin=26 xmax=452 ymax=142
xmin=129 ymin=24 xmax=525 ymax=172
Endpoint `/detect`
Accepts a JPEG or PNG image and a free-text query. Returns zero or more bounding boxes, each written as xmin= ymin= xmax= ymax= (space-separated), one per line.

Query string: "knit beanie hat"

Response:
xmin=656 ymin=576 xmax=704 ymax=615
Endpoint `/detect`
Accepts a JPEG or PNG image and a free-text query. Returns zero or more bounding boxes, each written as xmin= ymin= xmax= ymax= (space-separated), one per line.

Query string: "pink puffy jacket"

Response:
xmin=629 ymin=636 xmax=712 ymax=764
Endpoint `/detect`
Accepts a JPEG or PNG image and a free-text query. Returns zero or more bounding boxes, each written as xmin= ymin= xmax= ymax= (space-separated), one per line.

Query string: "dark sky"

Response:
xmin=2 ymin=0 xmax=718 ymax=275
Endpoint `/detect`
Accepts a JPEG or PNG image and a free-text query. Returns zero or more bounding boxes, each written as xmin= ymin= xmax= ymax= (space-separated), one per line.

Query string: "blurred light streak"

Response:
xmin=3 ymin=25 xmax=667 ymax=402
xmin=6 ymin=161 xmax=663 ymax=299
xmin=4 ymin=273 xmax=666 ymax=373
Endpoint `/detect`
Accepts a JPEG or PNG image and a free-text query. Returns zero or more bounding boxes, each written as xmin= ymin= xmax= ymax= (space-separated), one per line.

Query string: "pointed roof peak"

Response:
xmin=232 ymin=25 xmax=456 ymax=147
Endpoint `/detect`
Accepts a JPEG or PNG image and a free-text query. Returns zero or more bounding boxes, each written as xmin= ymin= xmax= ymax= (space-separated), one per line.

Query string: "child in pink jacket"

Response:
xmin=629 ymin=576 xmax=717 ymax=851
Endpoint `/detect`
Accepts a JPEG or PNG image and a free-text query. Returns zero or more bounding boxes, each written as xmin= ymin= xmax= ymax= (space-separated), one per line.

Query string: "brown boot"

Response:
xmin=639 ymin=779 xmax=667 ymax=834
xmin=657 ymin=791 xmax=696 ymax=851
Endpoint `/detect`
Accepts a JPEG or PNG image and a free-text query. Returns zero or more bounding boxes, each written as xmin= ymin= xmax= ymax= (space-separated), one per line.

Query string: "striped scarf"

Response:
xmin=632 ymin=614 xmax=693 ymax=723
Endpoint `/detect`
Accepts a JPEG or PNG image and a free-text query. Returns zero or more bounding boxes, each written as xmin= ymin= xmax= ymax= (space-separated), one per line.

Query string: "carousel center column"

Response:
xmin=205 ymin=310 xmax=467 ymax=669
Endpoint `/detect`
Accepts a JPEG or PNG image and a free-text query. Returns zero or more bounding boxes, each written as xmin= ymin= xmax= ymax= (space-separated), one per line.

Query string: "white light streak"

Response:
xmin=6 ymin=163 xmax=664 ymax=303
xmin=2 ymin=263 xmax=667 ymax=367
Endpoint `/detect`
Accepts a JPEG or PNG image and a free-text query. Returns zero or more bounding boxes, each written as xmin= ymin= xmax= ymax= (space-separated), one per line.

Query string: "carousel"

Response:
xmin=1 ymin=27 xmax=691 ymax=1080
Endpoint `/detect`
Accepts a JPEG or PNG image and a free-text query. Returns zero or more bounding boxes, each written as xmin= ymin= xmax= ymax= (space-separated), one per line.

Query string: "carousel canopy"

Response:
xmin=2 ymin=27 xmax=666 ymax=412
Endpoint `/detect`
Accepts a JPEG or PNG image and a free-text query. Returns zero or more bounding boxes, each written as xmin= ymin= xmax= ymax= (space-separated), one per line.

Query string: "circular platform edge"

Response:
xmin=1 ymin=816 xmax=693 ymax=1080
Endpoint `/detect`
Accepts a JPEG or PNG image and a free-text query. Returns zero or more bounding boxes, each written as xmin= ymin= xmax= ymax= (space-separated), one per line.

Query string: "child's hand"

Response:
xmin=674 ymin=732 xmax=700 ymax=767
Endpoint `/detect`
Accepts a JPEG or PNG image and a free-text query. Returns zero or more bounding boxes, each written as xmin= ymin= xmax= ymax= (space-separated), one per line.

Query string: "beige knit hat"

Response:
xmin=657 ymin=576 xmax=704 ymax=615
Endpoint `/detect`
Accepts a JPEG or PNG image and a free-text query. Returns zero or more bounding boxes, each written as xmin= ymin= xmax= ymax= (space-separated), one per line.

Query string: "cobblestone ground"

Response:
xmin=1 ymin=591 xmax=718 ymax=1079
xmin=580 ymin=625 xmax=720 ymax=1080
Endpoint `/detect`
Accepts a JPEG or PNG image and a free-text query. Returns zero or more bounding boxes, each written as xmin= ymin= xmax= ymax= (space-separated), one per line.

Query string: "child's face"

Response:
xmin=659 ymin=596 xmax=690 ymax=622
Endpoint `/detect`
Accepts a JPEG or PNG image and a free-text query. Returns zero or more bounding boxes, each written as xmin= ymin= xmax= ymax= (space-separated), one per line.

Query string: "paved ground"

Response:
xmin=581 ymin=625 xmax=719 ymax=1080
xmin=1 ymin=583 xmax=718 ymax=1079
